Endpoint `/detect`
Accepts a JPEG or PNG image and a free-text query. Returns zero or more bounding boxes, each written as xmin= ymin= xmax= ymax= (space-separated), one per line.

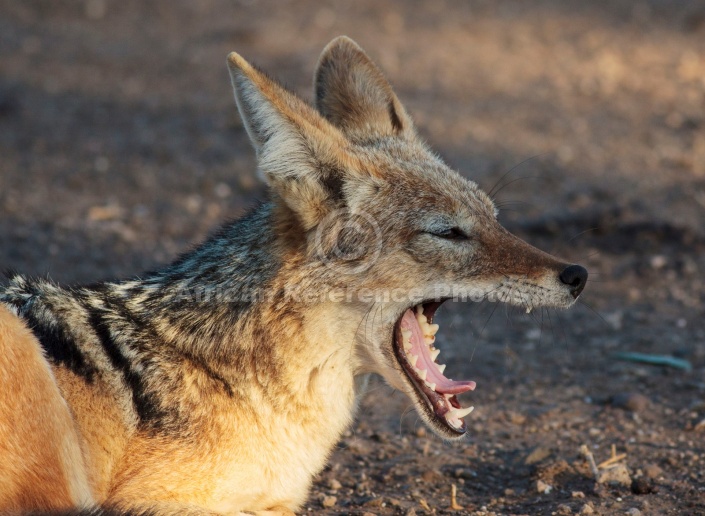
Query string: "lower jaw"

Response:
xmin=404 ymin=364 xmax=467 ymax=436
xmin=392 ymin=301 xmax=471 ymax=436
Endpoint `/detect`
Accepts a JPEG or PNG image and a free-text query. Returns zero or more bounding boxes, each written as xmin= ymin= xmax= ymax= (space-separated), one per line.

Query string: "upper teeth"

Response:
xmin=403 ymin=306 xmax=475 ymax=426
xmin=401 ymin=329 xmax=412 ymax=351
xmin=402 ymin=310 xmax=445 ymax=381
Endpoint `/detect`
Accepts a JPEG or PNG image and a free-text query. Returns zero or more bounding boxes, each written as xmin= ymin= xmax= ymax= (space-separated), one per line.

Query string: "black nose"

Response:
xmin=559 ymin=264 xmax=588 ymax=298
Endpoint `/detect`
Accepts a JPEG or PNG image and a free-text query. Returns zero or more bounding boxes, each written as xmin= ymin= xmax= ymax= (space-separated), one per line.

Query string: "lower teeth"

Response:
xmin=449 ymin=405 xmax=474 ymax=419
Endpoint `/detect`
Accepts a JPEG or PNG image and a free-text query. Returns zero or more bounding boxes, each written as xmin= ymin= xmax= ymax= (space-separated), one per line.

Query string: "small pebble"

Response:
xmin=454 ymin=468 xmax=477 ymax=479
xmin=537 ymin=479 xmax=553 ymax=494
xmin=597 ymin=463 xmax=632 ymax=487
xmin=650 ymin=255 xmax=667 ymax=269
xmin=631 ymin=477 xmax=657 ymax=495
xmin=327 ymin=478 xmax=342 ymax=490
xmin=422 ymin=469 xmax=440 ymax=482
xmin=626 ymin=509 xmax=641 ymax=516
xmin=524 ymin=446 xmax=552 ymax=465
xmin=643 ymin=463 xmax=663 ymax=479
xmin=321 ymin=495 xmax=337 ymax=508
xmin=364 ymin=497 xmax=384 ymax=508
xmin=214 ymin=182 xmax=231 ymax=198
xmin=579 ymin=504 xmax=595 ymax=515
xmin=556 ymin=503 xmax=572 ymax=515
xmin=610 ymin=393 xmax=650 ymax=413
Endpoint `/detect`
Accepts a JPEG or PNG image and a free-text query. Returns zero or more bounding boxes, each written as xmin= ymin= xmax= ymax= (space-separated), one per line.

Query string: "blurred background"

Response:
xmin=1 ymin=1 xmax=704 ymax=513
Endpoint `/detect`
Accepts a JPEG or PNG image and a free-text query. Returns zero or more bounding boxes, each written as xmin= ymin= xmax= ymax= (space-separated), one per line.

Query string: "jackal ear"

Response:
xmin=227 ymin=52 xmax=351 ymax=230
xmin=314 ymin=36 xmax=415 ymax=141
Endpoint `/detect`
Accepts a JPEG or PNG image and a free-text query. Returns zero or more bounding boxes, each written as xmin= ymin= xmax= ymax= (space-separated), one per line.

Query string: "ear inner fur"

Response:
xmin=314 ymin=35 xmax=415 ymax=141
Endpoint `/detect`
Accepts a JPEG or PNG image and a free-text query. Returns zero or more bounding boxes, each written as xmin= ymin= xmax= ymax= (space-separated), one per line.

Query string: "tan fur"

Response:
xmin=52 ymin=366 xmax=132 ymax=500
xmin=0 ymin=305 xmax=93 ymax=512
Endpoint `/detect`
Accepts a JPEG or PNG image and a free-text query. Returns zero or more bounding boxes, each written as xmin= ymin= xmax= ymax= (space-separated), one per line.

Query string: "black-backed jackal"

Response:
xmin=0 ymin=37 xmax=587 ymax=514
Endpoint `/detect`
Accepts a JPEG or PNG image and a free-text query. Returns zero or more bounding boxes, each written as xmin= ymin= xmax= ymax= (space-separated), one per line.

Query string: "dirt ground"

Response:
xmin=2 ymin=1 xmax=705 ymax=514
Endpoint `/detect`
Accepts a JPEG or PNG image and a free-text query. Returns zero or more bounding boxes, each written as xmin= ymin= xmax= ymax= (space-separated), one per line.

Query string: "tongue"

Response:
xmin=400 ymin=309 xmax=476 ymax=395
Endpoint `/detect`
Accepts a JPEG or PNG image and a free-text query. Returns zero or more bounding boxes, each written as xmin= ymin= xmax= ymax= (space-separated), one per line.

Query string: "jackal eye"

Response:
xmin=430 ymin=227 xmax=469 ymax=240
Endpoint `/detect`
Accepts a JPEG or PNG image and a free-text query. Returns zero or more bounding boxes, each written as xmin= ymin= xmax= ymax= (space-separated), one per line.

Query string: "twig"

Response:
xmin=597 ymin=444 xmax=627 ymax=468
xmin=450 ymin=483 xmax=463 ymax=510
xmin=580 ymin=444 xmax=600 ymax=479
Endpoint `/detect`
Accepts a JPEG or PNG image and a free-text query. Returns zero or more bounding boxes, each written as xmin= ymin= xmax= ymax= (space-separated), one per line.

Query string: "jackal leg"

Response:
xmin=0 ymin=305 xmax=94 ymax=512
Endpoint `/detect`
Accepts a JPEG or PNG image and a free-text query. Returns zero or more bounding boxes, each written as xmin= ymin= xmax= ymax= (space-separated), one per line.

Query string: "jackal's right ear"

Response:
xmin=227 ymin=52 xmax=355 ymax=230
xmin=314 ymin=36 xmax=415 ymax=141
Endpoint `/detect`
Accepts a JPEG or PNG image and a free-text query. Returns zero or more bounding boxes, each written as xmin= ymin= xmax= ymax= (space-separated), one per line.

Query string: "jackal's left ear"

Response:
xmin=227 ymin=52 xmax=353 ymax=230
xmin=314 ymin=36 xmax=415 ymax=141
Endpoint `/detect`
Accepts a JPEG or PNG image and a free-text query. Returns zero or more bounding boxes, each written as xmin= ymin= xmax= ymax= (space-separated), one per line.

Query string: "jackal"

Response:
xmin=0 ymin=36 xmax=587 ymax=514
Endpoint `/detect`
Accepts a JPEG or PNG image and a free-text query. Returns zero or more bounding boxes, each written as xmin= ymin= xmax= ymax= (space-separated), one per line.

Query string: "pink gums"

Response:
xmin=399 ymin=309 xmax=476 ymax=395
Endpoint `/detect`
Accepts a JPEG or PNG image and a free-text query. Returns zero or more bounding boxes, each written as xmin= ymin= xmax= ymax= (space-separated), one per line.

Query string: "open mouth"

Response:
xmin=393 ymin=300 xmax=476 ymax=436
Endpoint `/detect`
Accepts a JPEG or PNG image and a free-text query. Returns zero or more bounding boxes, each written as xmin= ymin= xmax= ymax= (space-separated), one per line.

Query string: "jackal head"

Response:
xmin=227 ymin=37 xmax=587 ymax=439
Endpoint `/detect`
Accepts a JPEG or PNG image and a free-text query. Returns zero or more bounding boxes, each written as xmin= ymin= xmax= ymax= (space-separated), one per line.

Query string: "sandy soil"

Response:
xmin=1 ymin=1 xmax=705 ymax=514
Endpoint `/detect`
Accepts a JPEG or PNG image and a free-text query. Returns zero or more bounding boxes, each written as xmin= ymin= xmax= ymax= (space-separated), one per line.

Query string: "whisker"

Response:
xmin=350 ymin=302 xmax=379 ymax=367
xmin=546 ymin=307 xmax=558 ymax=345
xmin=471 ymin=301 xmax=499 ymax=362
xmin=495 ymin=200 xmax=533 ymax=210
xmin=540 ymin=307 xmax=547 ymax=346
xmin=399 ymin=404 xmax=417 ymax=437
xmin=578 ymin=299 xmax=611 ymax=328
xmin=491 ymin=175 xmax=540 ymax=199
xmin=582 ymin=251 xmax=602 ymax=259
xmin=565 ymin=227 xmax=598 ymax=245
xmin=488 ymin=153 xmax=546 ymax=198
xmin=553 ymin=308 xmax=569 ymax=349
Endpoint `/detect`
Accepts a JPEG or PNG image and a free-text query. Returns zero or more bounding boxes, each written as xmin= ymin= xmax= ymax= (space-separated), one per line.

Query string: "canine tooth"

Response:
xmin=452 ymin=406 xmax=475 ymax=419
xmin=417 ymin=368 xmax=427 ymax=381
xmin=437 ymin=364 xmax=446 ymax=374
xmin=449 ymin=418 xmax=463 ymax=429
xmin=526 ymin=306 xmax=532 ymax=314
xmin=430 ymin=348 xmax=441 ymax=362
xmin=428 ymin=323 xmax=439 ymax=336
xmin=409 ymin=355 xmax=418 ymax=367
xmin=424 ymin=335 xmax=435 ymax=344
xmin=426 ymin=382 xmax=437 ymax=391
